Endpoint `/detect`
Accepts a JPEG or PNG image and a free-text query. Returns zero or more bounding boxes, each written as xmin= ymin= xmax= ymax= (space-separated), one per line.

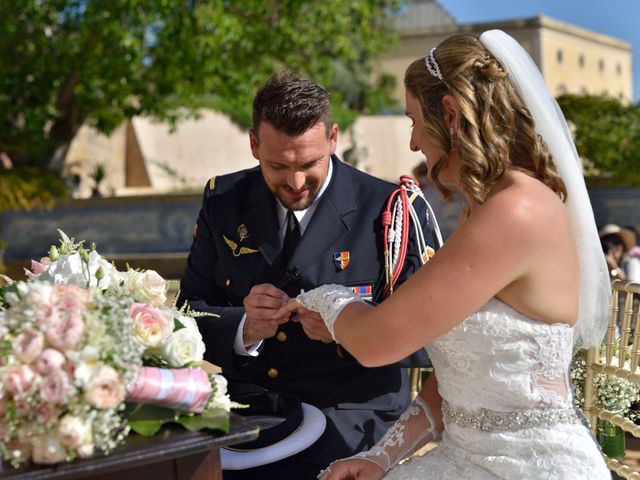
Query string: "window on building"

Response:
xmin=617 ymin=63 xmax=622 ymax=75
xmin=579 ymin=54 xmax=585 ymax=68
xmin=599 ymin=59 xmax=605 ymax=73
xmin=557 ymin=84 xmax=567 ymax=95
xmin=557 ymin=49 xmax=563 ymax=64
xmin=580 ymin=87 xmax=588 ymax=95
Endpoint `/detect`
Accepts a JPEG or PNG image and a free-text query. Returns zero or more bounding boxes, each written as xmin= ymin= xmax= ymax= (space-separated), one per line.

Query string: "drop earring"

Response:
xmin=449 ymin=127 xmax=455 ymax=150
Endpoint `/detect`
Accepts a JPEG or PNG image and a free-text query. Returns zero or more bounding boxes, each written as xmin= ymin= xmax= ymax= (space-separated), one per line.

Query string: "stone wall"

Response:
xmin=3 ymin=187 xmax=637 ymax=282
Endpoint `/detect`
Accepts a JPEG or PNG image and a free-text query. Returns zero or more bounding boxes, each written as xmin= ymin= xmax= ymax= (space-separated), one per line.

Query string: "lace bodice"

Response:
xmin=428 ymin=298 xmax=574 ymax=412
xmin=381 ymin=298 xmax=609 ymax=479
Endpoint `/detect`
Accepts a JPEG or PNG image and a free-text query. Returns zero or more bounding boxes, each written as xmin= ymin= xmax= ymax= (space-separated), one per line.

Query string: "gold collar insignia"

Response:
xmin=237 ymin=224 xmax=250 ymax=241
xmin=223 ymin=235 xmax=259 ymax=257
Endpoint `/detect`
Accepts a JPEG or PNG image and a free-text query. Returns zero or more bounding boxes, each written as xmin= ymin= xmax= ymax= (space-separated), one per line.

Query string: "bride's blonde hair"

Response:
xmin=404 ymin=34 xmax=567 ymax=204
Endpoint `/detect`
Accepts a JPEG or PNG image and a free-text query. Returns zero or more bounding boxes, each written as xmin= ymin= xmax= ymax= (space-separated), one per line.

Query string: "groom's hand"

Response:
xmin=273 ymin=300 xmax=332 ymax=343
xmin=242 ymin=284 xmax=289 ymax=345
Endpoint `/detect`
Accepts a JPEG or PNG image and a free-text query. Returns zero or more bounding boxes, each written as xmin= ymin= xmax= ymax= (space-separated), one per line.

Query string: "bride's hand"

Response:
xmin=318 ymin=458 xmax=385 ymax=480
xmin=272 ymin=298 xmax=305 ymax=323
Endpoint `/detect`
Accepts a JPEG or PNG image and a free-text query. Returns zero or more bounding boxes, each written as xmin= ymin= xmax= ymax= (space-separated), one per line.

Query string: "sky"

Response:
xmin=437 ymin=0 xmax=640 ymax=102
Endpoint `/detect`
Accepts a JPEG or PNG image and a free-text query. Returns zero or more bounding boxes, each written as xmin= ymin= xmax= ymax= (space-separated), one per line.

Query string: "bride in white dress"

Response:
xmin=274 ymin=30 xmax=611 ymax=479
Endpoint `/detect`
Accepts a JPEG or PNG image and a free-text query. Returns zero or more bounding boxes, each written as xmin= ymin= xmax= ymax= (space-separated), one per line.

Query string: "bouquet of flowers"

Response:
xmin=0 ymin=231 xmax=235 ymax=468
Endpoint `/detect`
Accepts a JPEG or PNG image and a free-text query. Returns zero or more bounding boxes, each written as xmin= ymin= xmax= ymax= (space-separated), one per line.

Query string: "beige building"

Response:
xmin=382 ymin=0 xmax=632 ymax=103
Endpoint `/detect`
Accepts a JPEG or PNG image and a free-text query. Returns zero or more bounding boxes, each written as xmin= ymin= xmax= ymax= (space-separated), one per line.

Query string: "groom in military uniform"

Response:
xmin=178 ymin=71 xmax=436 ymax=479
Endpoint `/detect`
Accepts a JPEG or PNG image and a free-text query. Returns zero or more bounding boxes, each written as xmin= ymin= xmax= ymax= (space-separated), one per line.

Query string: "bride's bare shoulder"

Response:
xmin=476 ymin=173 xmax=569 ymax=244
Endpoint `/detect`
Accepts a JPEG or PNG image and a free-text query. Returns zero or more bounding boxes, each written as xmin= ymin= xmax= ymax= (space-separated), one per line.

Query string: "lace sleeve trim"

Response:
xmin=297 ymin=284 xmax=364 ymax=343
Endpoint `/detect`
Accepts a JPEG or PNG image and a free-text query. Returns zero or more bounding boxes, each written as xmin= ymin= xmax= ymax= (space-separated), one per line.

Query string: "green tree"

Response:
xmin=0 ymin=0 xmax=402 ymax=180
xmin=557 ymin=94 xmax=640 ymax=186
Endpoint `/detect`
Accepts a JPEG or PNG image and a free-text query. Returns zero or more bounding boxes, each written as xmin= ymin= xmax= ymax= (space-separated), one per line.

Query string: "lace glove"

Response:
xmin=297 ymin=284 xmax=364 ymax=343
xmin=318 ymin=395 xmax=439 ymax=478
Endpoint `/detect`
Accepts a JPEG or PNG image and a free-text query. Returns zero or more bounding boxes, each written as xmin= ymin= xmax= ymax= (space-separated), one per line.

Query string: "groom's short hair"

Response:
xmin=252 ymin=71 xmax=332 ymax=139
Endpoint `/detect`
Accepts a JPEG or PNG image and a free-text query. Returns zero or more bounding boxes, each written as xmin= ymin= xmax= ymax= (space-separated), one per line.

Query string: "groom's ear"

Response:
xmin=441 ymin=94 xmax=460 ymax=129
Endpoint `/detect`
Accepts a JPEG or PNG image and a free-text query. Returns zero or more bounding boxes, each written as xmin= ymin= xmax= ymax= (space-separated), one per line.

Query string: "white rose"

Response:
xmin=23 ymin=282 xmax=53 ymax=305
xmin=57 ymin=415 xmax=92 ymax=450
xmin=175 ymin=313 xmax=199 ymax=333
xmin=161 ymin=328 xmax=205 ymax=367
xmin=74 ymin=361 xmax=98 ymax=388
xmin=77 ymin=442 xmax=95 ymax=458
xmin=32 ymin=436 xmax=67 ymax=464
xmin=126 ymin=270 xmax=167 ymax=306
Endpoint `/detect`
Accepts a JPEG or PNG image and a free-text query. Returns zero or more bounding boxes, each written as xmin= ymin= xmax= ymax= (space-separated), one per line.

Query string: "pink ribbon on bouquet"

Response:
xmin=126 ymin=367 xmax=212 ymax=413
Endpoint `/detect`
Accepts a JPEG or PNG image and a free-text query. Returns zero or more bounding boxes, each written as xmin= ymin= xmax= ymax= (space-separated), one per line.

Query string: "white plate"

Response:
xmin=221 ymin=403 xmax=326 ymax=470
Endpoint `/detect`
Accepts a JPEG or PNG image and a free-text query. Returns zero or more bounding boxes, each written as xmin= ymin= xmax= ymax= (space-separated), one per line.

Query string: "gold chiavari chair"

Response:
xmin=584 ymin=279 xmax=640 ymax=479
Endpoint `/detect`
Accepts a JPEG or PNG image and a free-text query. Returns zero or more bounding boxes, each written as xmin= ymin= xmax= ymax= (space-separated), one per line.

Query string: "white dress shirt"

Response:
xmin=233 ymin=159 xmax=334 ymax=355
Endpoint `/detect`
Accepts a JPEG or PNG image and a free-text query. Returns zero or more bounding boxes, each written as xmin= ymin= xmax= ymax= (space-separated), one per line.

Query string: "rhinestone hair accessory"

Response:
xmin=424 ymin=47 xmax=443 ymax=80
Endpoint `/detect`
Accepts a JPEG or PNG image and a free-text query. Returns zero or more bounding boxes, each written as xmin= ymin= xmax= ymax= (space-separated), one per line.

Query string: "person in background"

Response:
xmin=600 ymin=223 xmax=638 ymax=281
xmin=622 ymin=225 xmax=640 ymax=282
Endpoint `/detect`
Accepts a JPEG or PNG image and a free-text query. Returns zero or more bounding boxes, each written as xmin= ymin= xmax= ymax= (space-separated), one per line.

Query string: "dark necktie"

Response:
xmin=282 ymin=210 xmax=301 ymax=265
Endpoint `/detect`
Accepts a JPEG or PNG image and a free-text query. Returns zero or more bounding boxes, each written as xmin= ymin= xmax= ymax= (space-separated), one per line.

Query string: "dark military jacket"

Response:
xmin=178 ymin=156 xmax=434 ymax=468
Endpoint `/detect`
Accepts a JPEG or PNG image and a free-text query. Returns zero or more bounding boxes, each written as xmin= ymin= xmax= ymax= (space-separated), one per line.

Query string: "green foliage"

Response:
xmin=0 ymin=168 xmax=67 ymax=213
xmin=125 ymin=403 xmax=229 ymax=437
xmin=0 ymin=0 xmax=403 ymax=174
xmin=557 ymin=94 xmax=640 ymax=186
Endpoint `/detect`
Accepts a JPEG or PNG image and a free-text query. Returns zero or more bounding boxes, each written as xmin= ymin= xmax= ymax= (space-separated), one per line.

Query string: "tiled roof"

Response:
xmin=394 ymin=0 xmax=458 ymax=31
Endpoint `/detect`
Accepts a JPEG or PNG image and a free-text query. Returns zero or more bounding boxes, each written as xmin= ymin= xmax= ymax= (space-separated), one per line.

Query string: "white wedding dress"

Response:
xmin=385 ymin=298 xmax=610 ymax=479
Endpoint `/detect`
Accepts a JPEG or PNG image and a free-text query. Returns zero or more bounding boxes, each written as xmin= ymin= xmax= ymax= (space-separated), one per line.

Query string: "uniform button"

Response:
xmin=276 ymin=331 xmax=287 ymax=342
xmin=225 ymin=278 xmax=231 ymax=287
xmin=267 ymin=368 xmax=279 ymax=378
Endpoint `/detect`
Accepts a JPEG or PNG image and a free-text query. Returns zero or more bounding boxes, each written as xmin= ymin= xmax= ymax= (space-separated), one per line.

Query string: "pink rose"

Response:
xmin=129 ymin=303 xmax=173 ymax=348
xmin=85 ymin=365 xmax=125 ymax=409
xmin=13 ymin=399 xmax=31 ymax=417
xmin=57 ymin=415 xmax=92 ymax=450
xmin=35 ymin=303 xmax=59 ymax=327
xmin=35 ymin=348 xmax=67 ymax=375
xmin=12 ymin=328 xmax=45 ymax=363
xmin=46 ymin=312 xmax=85 ymax=350
xmin=4 ymin=365 xmax=38 ymax=397
xmin=34 ymin=402 xmax=59 ymax=425
xmin=40 ymin=370 xmax=72 ymax=405
xmin=52 ymin=284 xmax=90 ymax=311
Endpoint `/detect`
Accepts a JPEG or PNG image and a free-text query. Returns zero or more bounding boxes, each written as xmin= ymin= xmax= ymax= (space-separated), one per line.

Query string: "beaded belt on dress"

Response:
xmin=442 ymin=400 xmax=579 ymax=432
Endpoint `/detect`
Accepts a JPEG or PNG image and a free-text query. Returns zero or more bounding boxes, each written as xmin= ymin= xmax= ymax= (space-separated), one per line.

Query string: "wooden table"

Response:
xmin=0 ymin=413 xmax=258 ymax=480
